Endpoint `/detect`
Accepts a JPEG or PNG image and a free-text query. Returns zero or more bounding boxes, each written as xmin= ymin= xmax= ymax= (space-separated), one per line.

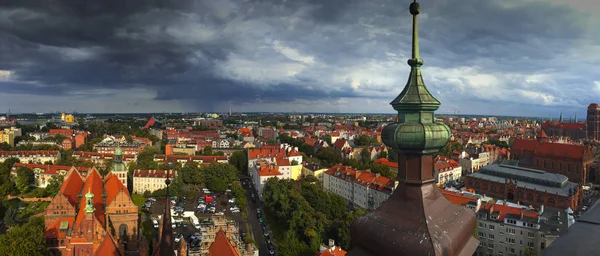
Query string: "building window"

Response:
xmin=537 ymin=195 xmax=544 ymax=203
xmin=527 ymin=193 xmax=533 ymax=201
xmin=548 ymin=198 xmax=555 ymax=206
xmin=488 ymin=234 xmax=494 ymax=240
xmin=528 ymin=242 xmax=534 ymax=248
xmin=528 ymin=232 xmax=535 ymax=238
xmin=489 ymin=225 xmax=495 ymax=230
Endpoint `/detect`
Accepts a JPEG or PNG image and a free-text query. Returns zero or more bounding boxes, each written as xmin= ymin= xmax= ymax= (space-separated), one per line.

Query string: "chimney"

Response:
xmin=488 ymin=205 xmax=494 ymax=215
xmin=503 ymin=201 xmax=507 ymax=206
xmin=520 ymin=210 xmax=524 ymax=220
xmin=328 ymin=239 xmax=335 ymax=247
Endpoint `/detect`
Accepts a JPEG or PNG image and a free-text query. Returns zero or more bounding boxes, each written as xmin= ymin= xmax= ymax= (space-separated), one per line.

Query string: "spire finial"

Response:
xmin=408 ymin=0 xmax=423 ymax=67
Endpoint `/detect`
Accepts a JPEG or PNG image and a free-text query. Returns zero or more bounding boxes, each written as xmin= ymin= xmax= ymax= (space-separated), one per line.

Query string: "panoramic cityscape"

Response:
xmin=1 ymin=0 xmax=599 ymax=256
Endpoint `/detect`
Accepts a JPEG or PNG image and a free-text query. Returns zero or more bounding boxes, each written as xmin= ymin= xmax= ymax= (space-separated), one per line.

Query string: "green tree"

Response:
xmin=44 ymin=175 xmax=64 ymax=197
xmin=137 ymin=147 xmax=160 ymax=170
xmin=360 ymin=147 xmax=372 ymax=164
xmin=3 ymin=207 xmax=19 ymax=227
xmin=15 ymin=167 xmax=34 ymax=194
xmin=207 ymin=177 xmax=227 ymax=192
xmin=0 ymin=217 xmax=50 ymax=256
xmin=202 ymin=146 xmax=213 ymax=156
xmin=228 ymin=150 xmax=248 ymax=175
xmin=524 ymin=247 xmax=537 ymax=256
xmin=315 ymin=147 xmax=342 ymax=167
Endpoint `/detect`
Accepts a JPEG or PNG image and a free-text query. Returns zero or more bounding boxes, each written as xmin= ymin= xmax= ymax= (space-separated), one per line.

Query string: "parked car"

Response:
xmin=175 ymin=233 xmax=183 ymax=243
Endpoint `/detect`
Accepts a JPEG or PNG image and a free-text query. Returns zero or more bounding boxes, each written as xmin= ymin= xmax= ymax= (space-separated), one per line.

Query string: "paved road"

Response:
xmin=243 ymin=179 xmax=274 ymax=256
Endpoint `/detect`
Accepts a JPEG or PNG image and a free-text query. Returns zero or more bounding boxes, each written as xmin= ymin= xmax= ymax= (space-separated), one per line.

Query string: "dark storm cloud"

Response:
xmin=0 ymin=0 xmax=598 ymax=114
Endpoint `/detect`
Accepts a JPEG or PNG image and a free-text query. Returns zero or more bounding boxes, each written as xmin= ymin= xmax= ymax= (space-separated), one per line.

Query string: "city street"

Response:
xmin=241 ymin=177 xmax=275 ymax=256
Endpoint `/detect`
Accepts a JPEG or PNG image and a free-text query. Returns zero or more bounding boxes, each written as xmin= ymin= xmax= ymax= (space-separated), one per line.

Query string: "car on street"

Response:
xmin=175 ymin=233 xmax=183 ymax=243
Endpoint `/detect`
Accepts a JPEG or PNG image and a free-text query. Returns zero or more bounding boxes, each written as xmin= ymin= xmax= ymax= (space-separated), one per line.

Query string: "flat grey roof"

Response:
xmin=469 ymin=165 xmax=576 ymax=197
xmin=477 ymin=164 xmax=569 ymax=188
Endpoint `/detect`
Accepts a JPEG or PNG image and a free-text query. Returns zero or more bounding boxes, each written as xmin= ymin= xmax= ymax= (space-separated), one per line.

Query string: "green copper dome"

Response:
xmin=382 ymin=0 xmax=450 ymax=154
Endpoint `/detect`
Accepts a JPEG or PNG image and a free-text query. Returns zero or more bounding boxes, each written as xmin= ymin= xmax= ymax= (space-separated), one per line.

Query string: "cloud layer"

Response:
xmin=0 ymin=0 xmax=599 ymax=116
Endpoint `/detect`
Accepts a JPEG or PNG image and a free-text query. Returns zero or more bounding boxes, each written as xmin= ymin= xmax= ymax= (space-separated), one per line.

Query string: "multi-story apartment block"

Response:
xmin=460 ymin=152 xmax=490 ymax=174
xmin=133 ymin=169 xmax=177 ymax=194
xmin=302 ymin=163 xmax=328 ymax=183
xmin=153 ymin=154 xmax=228 ymax=166
xmin=473 ymin=201 xmax=569 ymax=256
xmin=250 ymin=159 xmax=296 ymax=198
xmin=322 ymin=164 xmax=398 ymax=210
xmin=94 ymin=142 xmax=146 ymax=155
xmin=0 ymin=128 xmax=17 ymax=147
xmin=434 ymin=156 xmax=462 ymax=186
xmin=0 ymin=150 xmax=61 ymax=164
xmin=72 ymin=151 xmax=137 ymax=165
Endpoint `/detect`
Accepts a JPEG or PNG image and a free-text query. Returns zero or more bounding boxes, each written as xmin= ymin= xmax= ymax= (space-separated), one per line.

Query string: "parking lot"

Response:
xmin=142 ymin=184 xmax=274 ymax=256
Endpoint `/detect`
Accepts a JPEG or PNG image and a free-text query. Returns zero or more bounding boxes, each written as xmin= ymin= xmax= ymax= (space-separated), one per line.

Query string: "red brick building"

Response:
xmin=511 ymin=137 xmax=595 ymax=184
xmin=44 ymin=168 xmax=140 ymax=255
xmin=464 ymin=164 xmax=582 ymax=210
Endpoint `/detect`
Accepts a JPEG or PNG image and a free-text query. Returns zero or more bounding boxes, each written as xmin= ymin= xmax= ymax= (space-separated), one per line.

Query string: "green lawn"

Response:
xmin=131 ymin=194 xmax=147 ymax=209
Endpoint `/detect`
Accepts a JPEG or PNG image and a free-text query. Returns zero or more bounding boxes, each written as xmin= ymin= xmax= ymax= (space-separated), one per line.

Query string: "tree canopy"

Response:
xmin=0 ymin=216 xmax=49 ymax=256
xmin=262 ymin=178 xmax=366 ymax=254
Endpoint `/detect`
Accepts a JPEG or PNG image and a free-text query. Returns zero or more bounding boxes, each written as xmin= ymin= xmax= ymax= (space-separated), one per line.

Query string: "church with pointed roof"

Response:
xmin=44 ymin=167 xmax=140 ymax=255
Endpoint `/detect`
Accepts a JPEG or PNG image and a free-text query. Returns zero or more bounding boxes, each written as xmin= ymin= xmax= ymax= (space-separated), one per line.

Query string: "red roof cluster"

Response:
xmin=0 ymin=150 xmax=60 ymax=157
xmin=11 ymin=163 xmax=90 ymax=176
xmin=480 ymin=202 xmax=539 ymax=222
xmin=512 ymin=138 xmax=593 ymax=160
xmin=325 ymin=164 xmax=396 ymax=193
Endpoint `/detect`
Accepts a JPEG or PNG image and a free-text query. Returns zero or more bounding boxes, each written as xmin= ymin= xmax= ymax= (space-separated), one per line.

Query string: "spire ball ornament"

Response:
xmin=410 ymin=1 xmax=420 ymax=15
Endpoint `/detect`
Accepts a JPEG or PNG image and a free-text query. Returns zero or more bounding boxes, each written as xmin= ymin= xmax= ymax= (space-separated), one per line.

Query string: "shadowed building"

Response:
xmin=348 ymin=1 xmax=478 ymax=255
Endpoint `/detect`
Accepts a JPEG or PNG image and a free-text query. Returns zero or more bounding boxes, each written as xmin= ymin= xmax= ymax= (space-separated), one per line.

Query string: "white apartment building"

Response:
xmin=250 ymin=160 xmax=287 ymax=198
xmin=460 ymin=151 xmax=490 ymax=174
xmin=0 ymin=150 xmax=61 ymax=164
xmin=434 ymin=156 xmax=463 ymax=186
xmin=132 ymin=169 xmax=177 ymax=194
xmin=322 ymin=164 xmax=398 ymax=210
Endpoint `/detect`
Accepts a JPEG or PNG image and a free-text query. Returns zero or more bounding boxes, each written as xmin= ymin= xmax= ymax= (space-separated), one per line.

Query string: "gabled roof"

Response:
xmin=94 ymin=234 xmax=121 ymax=256
xmin=441 ymin=190 xmax=478 ymax=207
xmin=60 ymin=169 xmax=85 ymax=206
xmin=104 ymin=173 xmax=130 ymax=206
xmin=75 ymin=169 xmax=104 ymax=227
xmin=320 ymin=246 xmax=347 ymax=256
xmin=207 ymin=230 xmax=239 ymax=256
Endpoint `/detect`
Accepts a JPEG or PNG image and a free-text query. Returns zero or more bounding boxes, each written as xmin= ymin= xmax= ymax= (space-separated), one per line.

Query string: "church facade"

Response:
xmin=44 ymin=168 xmax=139 ymax=255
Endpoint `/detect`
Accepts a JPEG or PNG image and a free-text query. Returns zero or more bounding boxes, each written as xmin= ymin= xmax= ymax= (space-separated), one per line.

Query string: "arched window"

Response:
xmin=517 ymin=191 xmax=524 ymax=199
xmin=527 ymin=193 xmax=533 ymax=201
xmin=548 ymin=198 xmax=555 ymax=206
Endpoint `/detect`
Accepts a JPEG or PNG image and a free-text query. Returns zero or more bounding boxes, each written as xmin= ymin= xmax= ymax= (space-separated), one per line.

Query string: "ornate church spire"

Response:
xmin=349 ymin=1 xmax=478 ymax=255
xmin=559 ymin=111 xmax=563 ymax=123
xmin=154 ymin=170 xmax=175 ymax=256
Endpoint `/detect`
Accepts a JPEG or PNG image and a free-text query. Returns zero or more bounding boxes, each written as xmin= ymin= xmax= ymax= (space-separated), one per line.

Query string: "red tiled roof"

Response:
xmin=480 ymin=202 xmax=539 ymax=222
xmin=333 ymin=138 xmax=347 ymax=150
xmin=94 ymin=234 xmax=120 ymax=256
xmin=560 ymin=123 xmax=585 ymax=130
xmin=257 ymin=163 xmax=282 ymax=177
xmin=319 ymin=247 xmax=347 ymax=256
xmin=536 ymin=143 xmax=588 ymax=160
xmin=60 ymin=169 xmax=84 ymax=206
xmin=75 ymin=169 xmax=105 ymax=227
xmin=276 ymin=158 xmax=291 ymax=166
xmin=441 ymin=190 xmax=478 ymax=206
xmin=44 ymin=217 xmax=74 ymax=239
xmin=207 ymin=230 xmax=239 ymax=256
xmin=374 ymin=158 xmax=398 ymax=168
xmin=144 ymin=116 xmax=157 ymax=129
xmin=104 ymin=173 xmax=130 ymax=206
xmin=511 ymin=139 xmax=539 ymax=152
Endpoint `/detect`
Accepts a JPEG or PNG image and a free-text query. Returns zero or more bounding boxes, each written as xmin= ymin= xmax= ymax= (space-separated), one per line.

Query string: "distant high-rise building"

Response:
xmin=586 ymin=103 xmax=600 ymax=140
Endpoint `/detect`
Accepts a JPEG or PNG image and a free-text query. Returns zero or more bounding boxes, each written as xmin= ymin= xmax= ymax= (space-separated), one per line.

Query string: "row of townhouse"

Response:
xmin=132 ymin=169 xmax=177 ymax=194
xmin=72 ymin=151 xmax=137 ymax=165
xmin=322 ymin=164 xmax=398 ymax=210
xmin=0 ymin=150 xmax=61 ymax=164
xmin=152 ymin=154 xmax=228 ymax=166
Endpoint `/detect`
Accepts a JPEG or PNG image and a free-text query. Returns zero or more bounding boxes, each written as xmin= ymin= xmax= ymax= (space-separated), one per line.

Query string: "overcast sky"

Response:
xmin=0 ymin=0 xmax=599 ymax=117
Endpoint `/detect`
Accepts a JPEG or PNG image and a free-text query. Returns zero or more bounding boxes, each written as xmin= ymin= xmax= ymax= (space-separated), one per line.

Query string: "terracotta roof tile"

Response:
xmin=60 ymin=169 xmax=85 ymax=206
xmin=94 ymin=234 xmax=121 ymax=256
xmin=319 ymin=247 xmax=347 ymax=256
xmin=45 ymin=217 xmax=74 ymax=239
xmin=75 ymin=169 xmax=105 ymax=227
xmin=207 ymin=230 xmax=239 ymax=256
xmin=104 ymin=173 xmax=130 ymax=206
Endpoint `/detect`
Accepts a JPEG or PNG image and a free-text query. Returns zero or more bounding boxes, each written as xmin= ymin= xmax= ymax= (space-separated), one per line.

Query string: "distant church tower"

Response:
xmin=112 ymin=147 xmax=128 ymax=188
xmin=587 ymin=104 xmax=600 ymax=140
